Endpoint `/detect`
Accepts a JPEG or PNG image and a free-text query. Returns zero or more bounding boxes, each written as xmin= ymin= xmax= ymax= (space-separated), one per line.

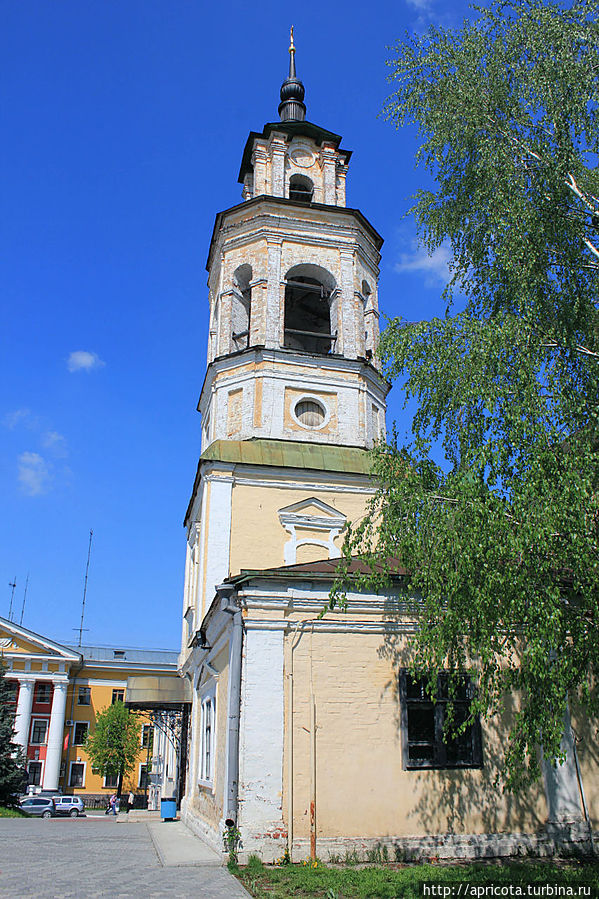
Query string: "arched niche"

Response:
xmin=283 ymin=263 xmax=337 ymax=354
xmin=232 ymin=264 xmax=252 ymax=350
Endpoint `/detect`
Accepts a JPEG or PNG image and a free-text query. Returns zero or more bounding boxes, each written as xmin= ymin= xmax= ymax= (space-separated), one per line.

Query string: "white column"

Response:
xmin=43 ymin=680 xmax=68 ymax=791
xmin=13 ymin=678 xmax=34 ymax=751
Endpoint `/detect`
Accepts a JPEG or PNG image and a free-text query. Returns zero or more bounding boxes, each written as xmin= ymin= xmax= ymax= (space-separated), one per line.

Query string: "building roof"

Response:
xmin=200 ymin=437 xmax=373 ymax=474
xmin=231 ymin=556 xmax=408 ymax=584
xmin=66 ymin=644 xmax=178 ymax=667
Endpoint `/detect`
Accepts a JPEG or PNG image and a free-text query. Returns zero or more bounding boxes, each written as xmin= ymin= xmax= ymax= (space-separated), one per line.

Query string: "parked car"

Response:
xmin=19 ymin=797 xmax=56 ymax=818
xmin=53 ymin=796 xmax=85 ymax=817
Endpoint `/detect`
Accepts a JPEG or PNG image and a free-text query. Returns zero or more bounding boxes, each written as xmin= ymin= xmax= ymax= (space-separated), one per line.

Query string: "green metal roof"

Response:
xmin=200 ymin=438 xmax=372 ymax=475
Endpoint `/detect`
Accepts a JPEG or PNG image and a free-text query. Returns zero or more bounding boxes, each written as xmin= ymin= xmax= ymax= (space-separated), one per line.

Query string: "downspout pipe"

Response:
xmin=218 ymin=583 xmax=242 ymax=825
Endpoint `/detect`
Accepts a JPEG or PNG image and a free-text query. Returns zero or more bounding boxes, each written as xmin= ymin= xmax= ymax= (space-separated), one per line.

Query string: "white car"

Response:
xmin=53 ymin=795 xmax=85 ymax=817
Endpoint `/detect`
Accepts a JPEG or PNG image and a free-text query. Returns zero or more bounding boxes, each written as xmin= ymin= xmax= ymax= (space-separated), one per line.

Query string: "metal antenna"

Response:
xmin=75 ymin=530 xmax=93 ymax=647
xmin=19 ymin=573 xmax=29 ymax=627
xmin=8 ymin=579 xmax=16 ymax=621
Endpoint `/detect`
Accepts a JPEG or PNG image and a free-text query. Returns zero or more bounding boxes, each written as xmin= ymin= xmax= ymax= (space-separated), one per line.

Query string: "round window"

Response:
xmin=295 ymin=399 xmax=326 ymax=428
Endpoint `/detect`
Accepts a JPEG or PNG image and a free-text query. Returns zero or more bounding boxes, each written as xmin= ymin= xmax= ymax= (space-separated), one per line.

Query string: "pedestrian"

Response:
xmin=109 ymin=793 xmax=117 ymax=815
xmin=127 ymin=791 xmax=135 ymax=814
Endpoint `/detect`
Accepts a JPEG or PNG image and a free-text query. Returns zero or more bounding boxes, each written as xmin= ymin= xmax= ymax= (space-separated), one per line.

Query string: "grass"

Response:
xmin=234 ymin=857 xmax=599 ymax=898
xmin=0 ymin=806 xmax=29 ymax=818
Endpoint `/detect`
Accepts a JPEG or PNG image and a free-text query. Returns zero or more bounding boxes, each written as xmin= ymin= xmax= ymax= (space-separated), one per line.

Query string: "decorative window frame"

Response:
xmin=68 ymin=760 xmax=87 ymax=788
xmin=30 ymin=718 xmax=48 ymax=746
xmin=35 ymin=683 xmax=52 ymax=704
xmin=198 ymin=683 xmax=217 ymax=790
xmin=77 ymin=686 xmax=91 ymax=706
xmin=278 ymin=498 xmax=346 ymax=565
xmin=27 ymin=760 xmax=44 ymax=786
xmin=72 ymin=720 xmax=90 ymax=746
xmin=291 ymin=394 xmax=330 ymax=431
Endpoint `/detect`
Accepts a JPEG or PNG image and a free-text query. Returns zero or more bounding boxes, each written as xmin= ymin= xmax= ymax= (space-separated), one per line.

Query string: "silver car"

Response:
xmin=53 ymin=795 xmax=85 ymax=817
xmin=19 ymin=797 xmax=56 ymax=818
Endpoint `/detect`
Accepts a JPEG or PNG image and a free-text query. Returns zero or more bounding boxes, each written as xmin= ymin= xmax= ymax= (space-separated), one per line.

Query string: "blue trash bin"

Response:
xmin=160 ymin=797 xmax=177 ymax=820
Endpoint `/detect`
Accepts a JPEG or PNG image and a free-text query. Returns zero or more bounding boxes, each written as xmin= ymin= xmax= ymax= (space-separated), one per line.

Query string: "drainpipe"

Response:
xmin=218 ymin=583 xmax=242 ymax=825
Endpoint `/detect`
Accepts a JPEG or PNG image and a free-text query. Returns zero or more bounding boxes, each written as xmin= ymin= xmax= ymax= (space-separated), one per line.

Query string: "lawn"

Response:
xmin=234 ymin=856 xmax=599 ymax=898
xmin=0 ymin=806 xmax=29 ymax=818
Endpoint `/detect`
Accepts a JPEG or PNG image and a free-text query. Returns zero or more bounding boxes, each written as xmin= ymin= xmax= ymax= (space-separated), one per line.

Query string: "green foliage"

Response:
xmin=223 ymin=820 xmax=242 ymax=867
xmin=84 ymin=701 xmax=141 ymax=788
xmin=235 ymin=860 xmax=599 ymax=899
xmin=0 ymin=663 xmax=27 ymax=807
xmin=334 ymin=0 xmax=599 ymax=790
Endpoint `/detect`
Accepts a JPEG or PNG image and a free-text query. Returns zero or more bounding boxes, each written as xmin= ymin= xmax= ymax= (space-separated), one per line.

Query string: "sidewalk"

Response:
xmin=147 ymin=819 xmax=223 ymax=867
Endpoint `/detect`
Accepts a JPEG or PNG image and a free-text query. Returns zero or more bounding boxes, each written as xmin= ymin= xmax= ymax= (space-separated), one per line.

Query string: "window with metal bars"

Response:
xmin=399 ymin=671 xmax=483 ymax=769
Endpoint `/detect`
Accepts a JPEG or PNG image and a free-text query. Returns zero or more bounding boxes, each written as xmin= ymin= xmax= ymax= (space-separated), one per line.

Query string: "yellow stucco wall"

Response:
xmin=229 ymin=482 xmax=372 ymax=575
xmin=284 ymin=625 xmax=548 ymax=840
xmin=63 ymin=666 xmax=158 ymax=796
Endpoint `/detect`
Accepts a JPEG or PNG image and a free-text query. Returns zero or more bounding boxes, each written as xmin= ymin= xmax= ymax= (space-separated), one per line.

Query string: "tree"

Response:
xmin=0 ymin=664 xmax=27 ymax=807
xmin=336 ymin=0 xmax=599 ymax=789
xmin=84 ymin=701 xmax=141 ymax=796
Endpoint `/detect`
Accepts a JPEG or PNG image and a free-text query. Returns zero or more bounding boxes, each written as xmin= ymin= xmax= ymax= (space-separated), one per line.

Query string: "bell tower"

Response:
xmin=200 ymin=32 xmax=388 ymax=453
xmin=181 ymin=34 xmax=390 ymax=644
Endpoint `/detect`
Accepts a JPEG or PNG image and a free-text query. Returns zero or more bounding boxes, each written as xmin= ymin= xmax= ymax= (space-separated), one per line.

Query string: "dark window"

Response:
xmin=399 ymin=671 xmax=483 ymax=769
xmin=141 ymin=724 xmax=152 ymax=748
xmin=69 ymin=764 xmax=85 ymax=787
xmin=28 ymin=762 xmax=42 ymax=786
xmin=73 ymin=722 xmax=89 ymax=745
xmin=139 ymin=764 xmax=148 ymax=790
xmin=289 ymin=174 xmax=313 ymax=204
xmin=284 ymin=276 xmax=333 ymax=354
xmin=31 ymin=719 xmax=48 ymax=745
xmin=35 ymin=683 xmax=52 ymax=704
xmin=112 ymin=689 xmax=124 ymax=704
xmin=77 ymin=686 xmax=91 ymax=706
xmin=104 ymin=772 xmax=119 ymax=788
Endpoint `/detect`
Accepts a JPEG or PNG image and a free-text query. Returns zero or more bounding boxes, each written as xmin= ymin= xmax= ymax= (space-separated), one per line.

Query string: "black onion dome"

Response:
xmin=278 ymin=27 xmax=306 ymax=122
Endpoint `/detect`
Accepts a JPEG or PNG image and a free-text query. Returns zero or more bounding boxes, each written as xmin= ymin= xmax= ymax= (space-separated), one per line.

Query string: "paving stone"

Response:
xmin=0 ymin=818 xmax=250 ymax=898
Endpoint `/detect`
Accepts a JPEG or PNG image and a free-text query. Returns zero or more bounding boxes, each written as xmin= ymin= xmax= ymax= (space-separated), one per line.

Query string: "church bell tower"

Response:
xmin=181 ymin=32 xmax=389 ymax=644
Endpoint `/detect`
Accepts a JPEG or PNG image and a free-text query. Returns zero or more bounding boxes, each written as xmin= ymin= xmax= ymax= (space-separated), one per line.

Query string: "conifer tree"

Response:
xmin=0 ymin=664 xmax=27 ymax=807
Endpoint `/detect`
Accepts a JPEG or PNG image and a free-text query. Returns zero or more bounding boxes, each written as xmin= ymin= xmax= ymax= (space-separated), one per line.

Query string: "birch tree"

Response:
xmin=336 ymin=0 xmax=599 ymax=788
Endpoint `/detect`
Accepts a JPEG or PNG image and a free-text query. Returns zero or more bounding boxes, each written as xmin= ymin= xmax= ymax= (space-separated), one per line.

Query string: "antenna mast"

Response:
xmin=19 ymin=574 xmax=29 ymax=627
xmin=8 ymin=578 xmax=16 ymax=621
xmin=76 ymin=530 xmax=93 ymax=648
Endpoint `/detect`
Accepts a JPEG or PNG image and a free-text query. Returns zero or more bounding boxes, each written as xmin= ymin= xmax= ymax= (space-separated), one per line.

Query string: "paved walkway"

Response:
xmin=0 ymin=817 xmax=250 ymax=898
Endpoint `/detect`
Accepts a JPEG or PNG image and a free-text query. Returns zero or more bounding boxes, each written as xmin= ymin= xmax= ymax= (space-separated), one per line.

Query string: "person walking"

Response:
xmin=126 ymin=791 xmax=135 ymax=814
xmin=109 ymin=793 xmax=117 ymax=815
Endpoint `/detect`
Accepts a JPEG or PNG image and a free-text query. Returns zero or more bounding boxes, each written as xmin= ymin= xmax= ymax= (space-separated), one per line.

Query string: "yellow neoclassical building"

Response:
xmin=1 ymin=615 xmax=180 ymax=802
xmin=176 ymin=37 xmax=598 ymax=863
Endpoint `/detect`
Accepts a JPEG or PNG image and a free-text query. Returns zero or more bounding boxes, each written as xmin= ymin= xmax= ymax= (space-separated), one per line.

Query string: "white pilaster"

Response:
xmin=238 ymin=629 xmax=285 ymax=856
xmin=203 ymin=476 xmax=233 ymax=607
xmin=542 ymin=707 xmax=584 ymax=824
xmin=13 ymin=678 xmax=34 ymax=751
xmin=43 ymin=679 xmax=69 ymax=791
xmin=265 ymin=240 xmax=282 ymax=349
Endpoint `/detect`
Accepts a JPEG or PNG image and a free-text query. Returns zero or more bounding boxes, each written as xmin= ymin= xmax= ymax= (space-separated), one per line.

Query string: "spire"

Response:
xmin=278 ymin=26 xmax=306 ymax=123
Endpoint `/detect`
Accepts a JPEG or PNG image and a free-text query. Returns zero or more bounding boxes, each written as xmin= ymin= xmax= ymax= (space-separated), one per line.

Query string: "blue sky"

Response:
xmin=1 ymin=0 xmax=471 ymax=649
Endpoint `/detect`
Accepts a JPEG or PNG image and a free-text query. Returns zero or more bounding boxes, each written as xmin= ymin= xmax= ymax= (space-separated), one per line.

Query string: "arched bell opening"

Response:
xmin=283 ymin=264 xmax=336 ymax=354
xmin=232 ymin=264 xmax=252 ymax=350
xmin=288 ymin=174 xmax=314 ymax=204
